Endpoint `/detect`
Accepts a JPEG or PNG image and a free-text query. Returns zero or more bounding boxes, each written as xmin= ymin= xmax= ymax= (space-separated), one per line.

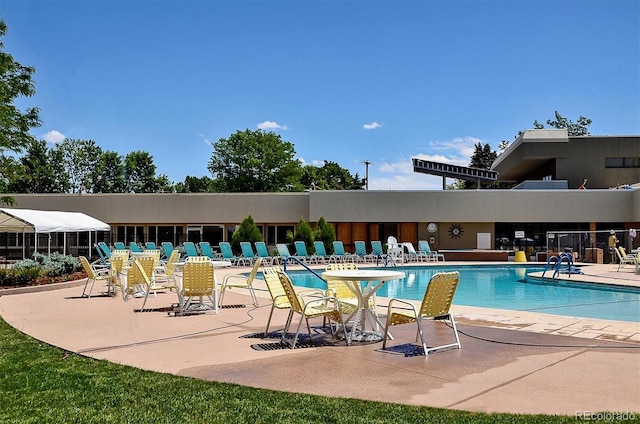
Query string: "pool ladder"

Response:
xmin=542 ymin=252 xmax=582 ymax=280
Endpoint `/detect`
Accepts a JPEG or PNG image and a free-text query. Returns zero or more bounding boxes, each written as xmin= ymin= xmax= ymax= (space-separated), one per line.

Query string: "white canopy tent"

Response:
xmin=0 ymin=208 xmax=111 ymax=259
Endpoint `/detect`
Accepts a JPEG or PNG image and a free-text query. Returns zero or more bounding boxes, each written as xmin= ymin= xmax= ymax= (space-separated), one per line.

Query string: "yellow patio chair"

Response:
xmin=219 ymin=257 xmax=262 ymax=308
xmin=262 ymin=266 xmax=293 ymax=338
xmin=616 ymin=247 xmax=639 ymax=271
xmin=177 ymin=260 xmax=217 ymax=316
xmin=108 ymin=256 xmax=126 ymax=298
xmin=79 ymin=255 xmax=111 ymax=298
xmin=382 ymin=271 xmax=461 ymax=355
xmin=185 ymin=256 xmax=211 ymax=262
xmin=124 ymin=256 xmax=155 ymax=302
xmin=153 ymin=249 xmax=181 ymax=285
xmin=275 ymin=268 xmax=348 ymax=349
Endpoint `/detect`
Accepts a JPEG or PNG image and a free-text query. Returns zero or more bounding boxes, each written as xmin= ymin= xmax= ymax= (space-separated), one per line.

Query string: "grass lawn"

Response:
xmin=0 ymin=316 xmax=581 ymax=423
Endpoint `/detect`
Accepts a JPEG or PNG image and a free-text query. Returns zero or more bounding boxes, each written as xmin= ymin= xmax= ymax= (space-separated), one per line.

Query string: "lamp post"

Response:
xmin=362 ymin=160 xmax=371 ymax=190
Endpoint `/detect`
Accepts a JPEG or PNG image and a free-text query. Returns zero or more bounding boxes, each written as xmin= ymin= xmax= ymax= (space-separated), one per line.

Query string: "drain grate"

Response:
xmin=219 ymin=304 xmax=247 ymax=309
xmin=384 ymin=343 xmax=425 ymax=357
xmin=251 ymin=339 xmax=332 ymax=351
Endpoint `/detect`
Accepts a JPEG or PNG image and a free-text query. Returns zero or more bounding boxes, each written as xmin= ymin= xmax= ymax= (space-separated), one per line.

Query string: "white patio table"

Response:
xmin=321 ymin=269 xmax=405 ymax=342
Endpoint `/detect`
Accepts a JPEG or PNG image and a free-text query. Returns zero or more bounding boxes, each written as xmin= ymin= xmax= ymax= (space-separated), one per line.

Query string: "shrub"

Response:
xmin=313 ymin=216 xmax=336 ymax=254
xmin=231 ymin=215 xmax=263 ymax=253
xmin=1 ymin=253 xmax=81 ymax=286
xmin=289 ymin=218 xmax=315 ymax=253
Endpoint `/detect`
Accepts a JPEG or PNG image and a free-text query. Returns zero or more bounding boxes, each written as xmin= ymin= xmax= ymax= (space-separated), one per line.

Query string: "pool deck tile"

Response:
xmin=0 ymin=260 xmax=638 ymax=416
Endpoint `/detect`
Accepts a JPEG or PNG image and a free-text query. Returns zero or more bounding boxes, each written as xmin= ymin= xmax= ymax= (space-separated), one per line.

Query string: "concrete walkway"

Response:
xmin=0 ymin=262 xmax=638 ymax=416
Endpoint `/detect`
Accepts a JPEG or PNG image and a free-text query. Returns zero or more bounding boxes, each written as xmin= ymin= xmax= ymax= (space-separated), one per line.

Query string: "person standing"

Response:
xmin=608 ymin=230 xmax=619 ymax=263
xmin=629 ymin=228 xmax=637 ymax=252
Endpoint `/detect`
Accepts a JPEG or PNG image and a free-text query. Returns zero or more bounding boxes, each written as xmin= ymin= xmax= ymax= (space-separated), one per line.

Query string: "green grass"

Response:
xmin=0 ymin=317 xmax=583 ymax=424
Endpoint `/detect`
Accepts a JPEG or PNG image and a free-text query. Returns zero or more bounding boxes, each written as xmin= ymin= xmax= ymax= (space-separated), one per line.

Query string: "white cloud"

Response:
xmin=257 ymin=121 xmax=288 ymax=131
xmin=42 ymin=130 xmax=65 ymax=144
xmin=363 ymin=121 xmax=382 ymax=130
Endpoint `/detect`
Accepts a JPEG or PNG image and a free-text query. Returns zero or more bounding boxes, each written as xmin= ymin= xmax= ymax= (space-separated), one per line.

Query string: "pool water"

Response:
xmin=287 ymin=265 xmax=640 ymax=323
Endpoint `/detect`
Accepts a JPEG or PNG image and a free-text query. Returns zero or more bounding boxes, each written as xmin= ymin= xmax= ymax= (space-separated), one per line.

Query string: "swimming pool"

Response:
xmin=287 ymin=265 xmax=640 ymax=323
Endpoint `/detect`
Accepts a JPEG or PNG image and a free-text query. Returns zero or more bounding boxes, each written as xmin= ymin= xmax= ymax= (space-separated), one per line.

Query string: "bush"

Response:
xmin=313 ymin=216 xmax=336 ymax=254
xmin=289 ymin=218 xmax=315 ymax=253
xmin=1 ymin=253 xmax=81 ymax=286
xmin=231 ymin=215 xmax=263 ymax=253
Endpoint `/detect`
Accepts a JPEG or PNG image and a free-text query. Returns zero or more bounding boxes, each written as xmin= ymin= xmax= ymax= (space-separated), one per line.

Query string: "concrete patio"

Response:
xmin=0 ymin=262 xmax=638 ymax=416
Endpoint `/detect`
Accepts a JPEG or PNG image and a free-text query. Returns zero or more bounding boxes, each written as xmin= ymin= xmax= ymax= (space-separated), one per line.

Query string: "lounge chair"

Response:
xmin=312 ymin=241 xmax=330 ymax=264
xmin=198 ymin=241 xmax=216 ymax=259
xmin=403 ymin=242 xmax=429 ymax=262
xmin=183 ymin=241 xmax=199 ymax=258
xmin=382 ymin=271 xmax=461 ymax=355
xmin=354 ymin=241 xmax=373 ymax=263
xmin=271 ymin=268 xmax=348 ymax=349
xmin=98 ymin=242 xmax=113 ymax=260
xmin=145 ymin=242 xmax=157 ymax=250
xmin=239 ymin=241 xmax=257 ymax=266
xmin=114 ymin=242 xmax=126 ymax=250
xmin=129 ymin=242 xmax=143 ymax=253
xmin=370 ymin=241 xmax=388 ymax=264
xmin=616 ymin=247 xmax=639 ymax=271
xmin=330 ymin=241 xmax=354 ymax=263
xmin=418 ymin=240 xmax=445 ymax=262
xmin=94 ymin=243 xmax=110 ymax=266
xmin=294 ymin=241 xmax=317 ymax=264
xmin=79 ymin=256 xmax=111 ymax=298
xmin=219 ymin=242 xmax=240 ymax=266
xmin=219 ymin=257 xmax=263 ymax=308
xmin=276 ymin=243 xmax=304 ymax=264
xmin=255 ymin=241 xmax=276 ymax=265
xmin=161 ymin=242 xmax=175 ymax=260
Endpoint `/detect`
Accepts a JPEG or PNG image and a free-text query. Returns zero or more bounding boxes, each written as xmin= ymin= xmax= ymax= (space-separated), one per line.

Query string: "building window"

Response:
xmin=605 ymin=157 xmax=640 ymax=168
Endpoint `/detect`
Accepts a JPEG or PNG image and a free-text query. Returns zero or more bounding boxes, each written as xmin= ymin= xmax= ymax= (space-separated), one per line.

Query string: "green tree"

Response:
xmin=313 ymin=216 xmax=336 ymax=254
xmin=288 ymin=218 xmax=315 ymax=253
xmin=8 ymin=139 xmax=63 ymax=193
xmin=125 ymin=151 xmax=159 ymax=193
xmin=175 ymin=175 xmax=215 ymax=193
xmin=52 ymin=139 xmax=103 ymax=193
xmin=534 ymin=111 xmax=592 ymax=136
xmin=301 ymin=161 xmax=365 ymax=190
xmin=208 ymin=129 xmax=302 ymax=192
xmin=92 ymin=151 xmax=126 ymax=193
xmin=231 ymin=215 xmax=263 ymax=253
xmin=0 ymin=19 xmax=41 ymax=200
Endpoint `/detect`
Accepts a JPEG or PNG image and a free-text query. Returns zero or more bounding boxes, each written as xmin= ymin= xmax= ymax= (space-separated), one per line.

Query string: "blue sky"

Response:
xmin=2 ymin=0 xmax=639 ymax=189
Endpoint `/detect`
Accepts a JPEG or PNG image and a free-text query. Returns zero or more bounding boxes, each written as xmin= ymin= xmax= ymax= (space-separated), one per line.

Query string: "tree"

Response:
xmin=287 ymin=218 xmax=315 ymax=253
xmin=174 ymin=175 xmax=215 ymax=193
xmin=300 ymin=161 xmax=365 ymax=190
xmin=208 ymin=129 xmax=302 ymax=192
xmin=52 ymin=139 xmax=102 ymax=193
xmin=534 ymin=111 xmax=592 ymax=136
xmin=8 ymin=139 xmax=64 ymax=193
xmin=456 ymin=143 xmax=498 ymax=189
xmin=231 ymin=215 xmax=263 ymax=253
xmin=92 ymin=151 xmax=126 ymax=193
xmin=313 ymin=216 xmax=336 ymax=254
xmin=125 ymin=151 xmax=159 ymax=193
xmin=0 ymin=19 xmax=41 ymax=201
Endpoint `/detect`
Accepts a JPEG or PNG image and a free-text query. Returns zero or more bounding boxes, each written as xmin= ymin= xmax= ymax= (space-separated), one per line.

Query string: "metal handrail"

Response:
xmin=282 ymin=256 xmax=326 ymax=284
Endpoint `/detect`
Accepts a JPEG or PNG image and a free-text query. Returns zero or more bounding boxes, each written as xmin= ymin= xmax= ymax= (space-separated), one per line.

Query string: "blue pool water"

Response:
xmin=287 ymin=265 xmax=640 ymax=322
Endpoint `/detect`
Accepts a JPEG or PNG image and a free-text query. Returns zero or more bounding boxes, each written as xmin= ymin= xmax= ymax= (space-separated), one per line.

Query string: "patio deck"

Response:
xmin=0 ymin=261 xmax=638 ymax=416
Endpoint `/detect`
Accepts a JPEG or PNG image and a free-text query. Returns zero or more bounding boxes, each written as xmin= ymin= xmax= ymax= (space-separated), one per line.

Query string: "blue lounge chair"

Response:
xmin=199 ymin=241 xmax=216 ymax=259
xmin=354 ymin=241 xmax=373 ymax=263
xmin=161 ymin=242 xmax=174 ymax=260
xmin=312 ymin=241 xmax=329 ymax=264
xmin=255 ymin=241 xmax=276 ymax=265
xmin=114 ymin=242 xmax=126 ymax=250
xmin=418 ymin=240 xmax=444 ymax=262
xmin=331 ymin=241 xmax=354 ymax=263
xmin=276 ymin=243 xmax=304 ymax=264
xmin=219 ymin=242 xmax=239 ymax=266
xmin=129 ymin=242 xmax=143 ymax=253
xmin=371 ymin=241 xmax=388 ymax=264
xmin=294 ymin=241 xmax=317 ymax=264
xmin=239 ymin=242 xmax=257 ymax=266
xmin=98 ymin=242 xmax=113 ymax=259
xmin=145 ymin=242 xmax=157 ymax=250
xmin=183 ymin=241 xmax=199 ymax=257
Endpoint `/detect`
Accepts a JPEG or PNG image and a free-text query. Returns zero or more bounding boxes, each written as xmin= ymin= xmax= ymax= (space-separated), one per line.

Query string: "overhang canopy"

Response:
xmin=0 ymin=208 xmax=111 ymax=233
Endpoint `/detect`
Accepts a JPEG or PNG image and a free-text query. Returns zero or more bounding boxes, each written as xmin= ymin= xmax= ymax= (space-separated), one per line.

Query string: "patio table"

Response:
xmin=322 ymin=269 xmax=405 ymax=342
